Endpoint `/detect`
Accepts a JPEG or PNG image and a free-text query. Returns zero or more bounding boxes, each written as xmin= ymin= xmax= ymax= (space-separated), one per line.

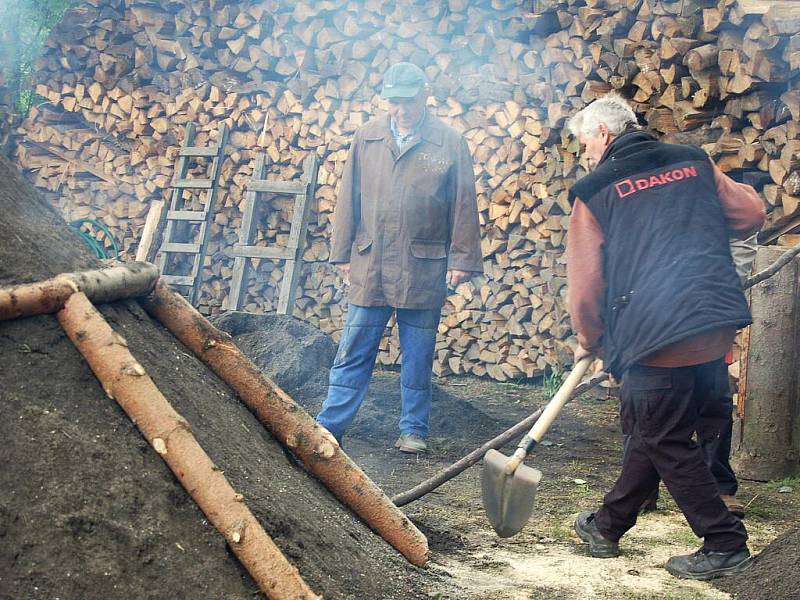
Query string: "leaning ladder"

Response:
xmin=157 ymin=122 xmax=229 ymax=306
xmin=227 ymin=152 xmax=319 ymax=314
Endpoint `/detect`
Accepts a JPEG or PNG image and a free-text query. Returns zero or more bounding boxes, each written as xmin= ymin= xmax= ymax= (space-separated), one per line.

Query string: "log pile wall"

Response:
xmin=14 ymin=0 xmax=800 ymax=380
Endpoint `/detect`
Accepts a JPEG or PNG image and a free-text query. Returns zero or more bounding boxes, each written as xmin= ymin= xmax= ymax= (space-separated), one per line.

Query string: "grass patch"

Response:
xmin=669 ymin=527 xmax=701 ymax=548
xmin=766 ymin=476 xmax=800 ymax=492
xmin=545 ymin=522 xmax=575 ymax=542
xmin=541 ymin=367 xmax=565 ymax=396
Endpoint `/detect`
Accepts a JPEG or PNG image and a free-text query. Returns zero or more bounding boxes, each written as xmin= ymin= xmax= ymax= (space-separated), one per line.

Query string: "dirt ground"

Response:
xmin=715 ymin=525 xmax=800 ymax=600
xmin=339 ymin=374 xmax=800 ymax=600
xmin=223 ymin=310 xmax=800 ymax=600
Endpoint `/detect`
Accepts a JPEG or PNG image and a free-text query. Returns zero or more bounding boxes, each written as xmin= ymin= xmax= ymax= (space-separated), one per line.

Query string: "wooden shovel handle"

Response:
xmin=523 ymin=357 xmax=594 ymax=447
xmin=503 ymin=357 xmax=593 ymax=474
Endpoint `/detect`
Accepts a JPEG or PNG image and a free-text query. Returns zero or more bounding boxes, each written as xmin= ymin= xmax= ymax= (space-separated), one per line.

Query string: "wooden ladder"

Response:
xmin=157 ymin=122 xmax=229 ymax=306
xmin=227 ymin=152 xmax=319 ymax=315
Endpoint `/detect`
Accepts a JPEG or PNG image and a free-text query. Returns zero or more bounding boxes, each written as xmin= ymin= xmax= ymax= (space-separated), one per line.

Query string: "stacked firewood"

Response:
xmin=14 ymin=0 xmax=800 ymax=380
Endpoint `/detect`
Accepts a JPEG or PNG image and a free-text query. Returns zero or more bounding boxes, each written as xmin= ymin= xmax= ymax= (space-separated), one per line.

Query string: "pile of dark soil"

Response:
xmin=211 ymin=311 xmax=508 ymax=456
xmin=715 ymin=526 xmax=800 ymax=600
xmin=211 ymin=311 xmax=337 ymax=400
xmin=0 ymin=156 xmax=429 ymax=599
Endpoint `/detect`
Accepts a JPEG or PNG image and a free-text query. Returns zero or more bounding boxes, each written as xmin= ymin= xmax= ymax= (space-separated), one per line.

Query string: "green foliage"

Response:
xmin=767 ymin=476 xmax=800 ymax=492
xmin=0 ymin=0 xmax=79 ymax=114
xmin=541 ymin=366 xmax=564 ymax=396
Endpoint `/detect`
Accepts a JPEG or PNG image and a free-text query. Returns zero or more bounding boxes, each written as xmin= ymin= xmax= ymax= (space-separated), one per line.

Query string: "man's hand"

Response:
xmin=574 ymin=343 xmax=594 ymax=362
xmin=446 ymin=269 xmax=470 ymax=287
xmin=592 ymin=357 xmax=618 ymax=387
xmin=337 ymin=263 xmax=350 ymax=284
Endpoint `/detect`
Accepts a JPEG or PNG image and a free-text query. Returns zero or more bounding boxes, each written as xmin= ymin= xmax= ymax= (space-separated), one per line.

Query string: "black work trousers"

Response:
xmin=623 ymin=358 xmax=738 ymax=497
xmin=697 ymin=358 xmax=737 ymax=496
xmin=594 ymin=360 xmax=748 ymax=552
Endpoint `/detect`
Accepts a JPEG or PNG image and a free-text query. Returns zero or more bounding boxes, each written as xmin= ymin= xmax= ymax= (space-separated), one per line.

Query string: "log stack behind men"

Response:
xmin=565 ymin=93 xmax=765 ymax=580
xmin=316 ymin=62 xmax=483 ymax=454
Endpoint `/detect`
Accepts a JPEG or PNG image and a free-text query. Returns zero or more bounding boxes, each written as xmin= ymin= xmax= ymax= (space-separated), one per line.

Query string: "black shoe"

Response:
xmin=666 ymin=546 xmax=752 ymax=580
xmin=574 ymin=511 xmax=620 ymax=558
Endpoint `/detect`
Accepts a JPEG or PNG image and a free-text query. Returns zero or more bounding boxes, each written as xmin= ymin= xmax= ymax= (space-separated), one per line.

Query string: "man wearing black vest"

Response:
xmin=565 ymin=93 xmax=765 ymax=580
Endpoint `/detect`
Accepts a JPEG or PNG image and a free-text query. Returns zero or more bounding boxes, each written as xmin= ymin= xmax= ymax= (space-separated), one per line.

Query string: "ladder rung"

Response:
xmin=172 ymin=178 xmax=213 ymax=189
xmin=231 ymin=245 xmax=294 ymax=260
xmin=247 ymin=180 xmax=305 ymax=195
xmin=162 ymin=242 xmax=201 ymax=254
xmin=161 ymin=275 xmax=195 ymax=286
xmin=167 ymin=210 xmax=208 ymax=222
xmin=179 ymin=146 xmax=219 ymax=157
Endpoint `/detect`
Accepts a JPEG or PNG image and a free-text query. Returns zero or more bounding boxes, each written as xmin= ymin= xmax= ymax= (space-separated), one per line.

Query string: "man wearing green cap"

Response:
xmin=316 ymin=62 xmax=483 ymax=454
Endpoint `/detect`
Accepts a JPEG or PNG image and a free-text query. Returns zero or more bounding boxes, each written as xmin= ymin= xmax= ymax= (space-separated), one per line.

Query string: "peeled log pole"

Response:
xmin=140 ymin=282 xmax=429 ymax=567
xmin=57 ymin=292 xmax=321 ymax=600
xmin=0 ymin=261 xmax=158 ymax=320
xmin=135 ymin=200 xmax=166 ymax=263
xmin=743 ymin=243 xmax=800 ymax=288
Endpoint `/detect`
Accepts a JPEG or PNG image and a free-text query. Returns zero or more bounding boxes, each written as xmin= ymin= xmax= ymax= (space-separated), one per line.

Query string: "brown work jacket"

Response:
xmin=329 ymin=113 xmax=483 ymax=309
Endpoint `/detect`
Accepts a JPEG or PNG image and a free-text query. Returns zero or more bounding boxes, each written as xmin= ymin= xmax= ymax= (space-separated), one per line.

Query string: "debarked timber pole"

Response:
xmin=0 ymin=261 xmax=158 ymax=321
xmin=58 ymin=292 xmax=321 ymax=600
xmin=140 ymin=282 xmax=430 ymax=568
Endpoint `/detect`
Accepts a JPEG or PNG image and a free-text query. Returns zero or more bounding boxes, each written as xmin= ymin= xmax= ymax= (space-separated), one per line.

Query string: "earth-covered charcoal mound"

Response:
xmin=714 ymin=526 xmax=800 ymax=600
xmin=0 ymin=156 xmax=430 ymax=600
xmin=212 ymin=310 xmax=510 ymax=455
xmin=210 ymin=310 xmax=337 ymax=400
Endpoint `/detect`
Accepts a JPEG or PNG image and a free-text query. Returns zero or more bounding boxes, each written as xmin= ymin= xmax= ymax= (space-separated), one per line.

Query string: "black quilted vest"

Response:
xmin=569 ymin=131 xmax=752 ymax=378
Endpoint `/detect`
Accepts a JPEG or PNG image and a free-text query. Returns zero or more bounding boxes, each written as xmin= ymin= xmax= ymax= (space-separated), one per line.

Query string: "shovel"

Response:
xmin=482 ymin=356 xmax=593 ymax=537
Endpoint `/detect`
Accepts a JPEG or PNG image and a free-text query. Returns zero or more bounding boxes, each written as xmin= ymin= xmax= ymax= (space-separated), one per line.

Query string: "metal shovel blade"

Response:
xmin=481 ymin=449 xmax=543 ymax=538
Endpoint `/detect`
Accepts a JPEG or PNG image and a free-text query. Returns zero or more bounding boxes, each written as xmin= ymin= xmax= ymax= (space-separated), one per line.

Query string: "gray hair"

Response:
xmin=567 ymin=93 xmax=640 ymax=138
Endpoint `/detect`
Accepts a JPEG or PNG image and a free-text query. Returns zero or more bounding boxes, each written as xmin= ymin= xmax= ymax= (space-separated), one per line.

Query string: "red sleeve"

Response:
xmin=711 ymin=160 xmax=766 ymax=239
xmin=567 ymin=198 xmax=606 ymax=354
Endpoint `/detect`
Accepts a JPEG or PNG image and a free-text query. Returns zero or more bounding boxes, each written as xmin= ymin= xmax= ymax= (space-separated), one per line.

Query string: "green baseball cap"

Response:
xmin=381 ymin=62 xmax=427 ymax=99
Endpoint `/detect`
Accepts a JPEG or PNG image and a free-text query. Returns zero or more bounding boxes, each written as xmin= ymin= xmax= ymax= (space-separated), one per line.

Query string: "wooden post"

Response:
xmin=135 ymin=200 xmax=167 ymax=263
xmin=732 ymin=246 xmax=800 ymax=480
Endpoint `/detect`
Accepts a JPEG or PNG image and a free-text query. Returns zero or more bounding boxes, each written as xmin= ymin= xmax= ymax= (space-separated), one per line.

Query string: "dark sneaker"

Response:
xmin=574 ymin=511 xmax=620 ymax=558
xmin=395 ymin=433 xmax=427 ymax=454
xmin=666 ymin=546 xmax=752 ymax=580
xmin=720 ymin=495 xmax=746 ymax=519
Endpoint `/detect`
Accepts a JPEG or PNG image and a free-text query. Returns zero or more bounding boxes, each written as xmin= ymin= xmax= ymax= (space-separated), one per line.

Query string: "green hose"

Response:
xmin=69 ymin=218 xmax=120 ymax=259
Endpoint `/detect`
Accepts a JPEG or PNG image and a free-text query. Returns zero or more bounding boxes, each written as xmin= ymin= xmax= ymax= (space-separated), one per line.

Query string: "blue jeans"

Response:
xmin=316 ymin=304 xmax=439 ymax=442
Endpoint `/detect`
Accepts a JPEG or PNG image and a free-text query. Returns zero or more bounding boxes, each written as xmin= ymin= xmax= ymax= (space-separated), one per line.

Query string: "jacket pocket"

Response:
xmin=409 ymin=239 xmax=448 ymax=292
xmin=349 ymin=234 xmax=373 ymax=287
xmin=410 ymin=239 xmax=447 ymax=259
xmin=353 ymin=236 xmax=372 ymax=254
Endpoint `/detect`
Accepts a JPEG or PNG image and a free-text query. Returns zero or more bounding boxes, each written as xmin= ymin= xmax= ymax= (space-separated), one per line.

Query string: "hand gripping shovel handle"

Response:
xmin=503 ymin=356 xmax=594 ymax=475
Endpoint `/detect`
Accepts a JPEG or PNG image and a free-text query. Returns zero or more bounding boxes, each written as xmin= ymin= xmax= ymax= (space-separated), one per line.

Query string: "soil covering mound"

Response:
xmin=714 ymin=526 xmax=800 ymax=600
xmin=211 ymin=311 xmax=337 ymax=401
xmin=212 ymin=311 xmax=508 ymax=454
xmin=0 ymin=156 xmax=427 ymax=599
